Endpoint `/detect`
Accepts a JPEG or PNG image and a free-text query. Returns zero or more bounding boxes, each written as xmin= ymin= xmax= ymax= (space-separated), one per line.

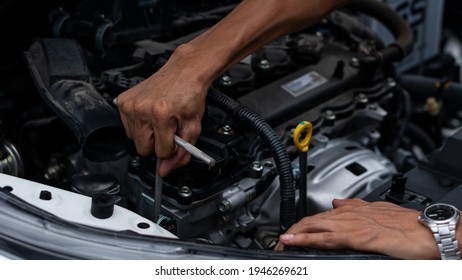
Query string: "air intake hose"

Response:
xmin=24 ymin=38 xmax=128 ymax=162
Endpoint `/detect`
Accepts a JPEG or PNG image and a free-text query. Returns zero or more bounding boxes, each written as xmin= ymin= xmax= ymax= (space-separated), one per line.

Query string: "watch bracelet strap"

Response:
xmin=433 ymin=223 xmax=461 ymax=260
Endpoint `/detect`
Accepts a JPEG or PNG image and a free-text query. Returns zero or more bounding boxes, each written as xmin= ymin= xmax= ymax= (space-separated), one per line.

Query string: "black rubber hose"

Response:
xmin=398 ymin=74 xmax=462 ymax=110
xmin=348 ymin=0 xmax=414 ymax=62
xmin=405 ymin=122 xmax=437 ymax=154
xmin=207 ymin=87 xmax=295 ymax=232
xmin=389 ymin=88 xmax=413 ymax=151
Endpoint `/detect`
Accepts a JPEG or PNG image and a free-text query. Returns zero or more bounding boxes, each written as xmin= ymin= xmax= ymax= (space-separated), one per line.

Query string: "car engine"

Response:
xmin=1 ymin=0 xmax=462 ymax=256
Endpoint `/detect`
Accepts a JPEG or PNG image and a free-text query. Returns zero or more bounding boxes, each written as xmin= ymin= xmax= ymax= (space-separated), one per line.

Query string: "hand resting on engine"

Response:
xmin=274 ymin=198 xmax=460 ymax=260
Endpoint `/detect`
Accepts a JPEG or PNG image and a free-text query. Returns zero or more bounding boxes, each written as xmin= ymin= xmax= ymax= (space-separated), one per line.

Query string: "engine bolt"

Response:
xmin=43 ymin=164 xmax=62 ymax=181
xmin=259 ymin=59 xmax=270 ymax=70
xmin=357 ymin=93 xmax=368 ymax=102
xmin=387 ymin=78 xmax=397 ymax=88
xmin=251 ymin=161 xmax=263 ymax=172
xmin=220 ymin=75 xmax=232 ymax=86
xmin=218 ymin=199 xmax=231 ymax=212
xmin=219 ymin=124 xmax=234 ymax=135
xmin=323 ymin=110 xmax=336 ymax=126
xmin=178 ymin=186 xmax=192 ymax=198
xmin=350 ymin=57 xmax=360 ymax=67
xmin=356 ymin=93 xmax=368 ymax=104
xmin=311 ymin=134 xmax=329 ymax=148
xmin=130 ymin=157 xmax=141 ymax=167
xmin=324 ymin=110 xmax=336 ymax=121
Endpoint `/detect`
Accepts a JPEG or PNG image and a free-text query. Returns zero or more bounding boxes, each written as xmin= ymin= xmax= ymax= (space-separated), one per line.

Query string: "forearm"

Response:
xmin=169 ymin=0 xmax=349 ymax=86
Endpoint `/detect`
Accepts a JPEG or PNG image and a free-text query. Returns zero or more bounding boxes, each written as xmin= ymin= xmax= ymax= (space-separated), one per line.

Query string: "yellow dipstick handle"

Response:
xmin=293 ymin=121 xmax=313 ymax=152
xmin=293 ymin=120 xmax=312 ymax=220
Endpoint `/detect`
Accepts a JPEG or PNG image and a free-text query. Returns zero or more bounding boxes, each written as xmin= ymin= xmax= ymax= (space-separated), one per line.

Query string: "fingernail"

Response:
xmin=279 ymin=233 xmax=294 ymax=242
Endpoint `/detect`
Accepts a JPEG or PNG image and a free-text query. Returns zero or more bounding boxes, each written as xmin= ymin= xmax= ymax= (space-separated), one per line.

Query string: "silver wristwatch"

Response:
xmin=418 ymin=203 xmax=460 ymax=260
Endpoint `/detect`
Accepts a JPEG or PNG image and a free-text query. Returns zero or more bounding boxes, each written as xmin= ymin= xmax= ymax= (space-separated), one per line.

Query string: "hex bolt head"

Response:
xmin=258 ymin=59 xmax=270 ymax=70
xmin=220 ymin=75 xmax=232 ymax=86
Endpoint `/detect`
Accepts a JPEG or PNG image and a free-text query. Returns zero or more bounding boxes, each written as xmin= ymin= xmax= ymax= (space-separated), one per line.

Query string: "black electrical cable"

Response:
xmin=207 ymin=87 xmax=295 ymax=232
xmin=405 ymin=122 xmax=437 ymax=154
xmin=390 ymin=88 xmax=412 ymax=151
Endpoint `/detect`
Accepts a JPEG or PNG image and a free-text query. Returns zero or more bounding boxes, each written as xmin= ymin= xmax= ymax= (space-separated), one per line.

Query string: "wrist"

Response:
xmin=169 ymin=41 xmax=231 ymax=86
xmin=418 ymin=203 xmax=461 ymax=260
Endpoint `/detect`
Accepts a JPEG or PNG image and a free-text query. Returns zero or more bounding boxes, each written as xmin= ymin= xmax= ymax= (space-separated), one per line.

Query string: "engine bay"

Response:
xmin=1 ymin=0 xmax=462 ymax=258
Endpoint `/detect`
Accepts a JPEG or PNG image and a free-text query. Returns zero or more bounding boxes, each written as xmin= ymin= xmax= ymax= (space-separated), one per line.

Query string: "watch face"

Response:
xmin=425 ymin=204 xmax=456 ymax=221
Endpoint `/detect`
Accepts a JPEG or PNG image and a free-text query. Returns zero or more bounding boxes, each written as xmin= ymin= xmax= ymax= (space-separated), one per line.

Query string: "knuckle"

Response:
xmin=298 ymin=217 xmax=315 ymax=228
xmin=322 ymin=232 xmax=340 ymax=247
xmin=156 ymin=147 xmax=175 ymax=159
xmin=135 ymin=148 xmax=151 ymax=157
xmin=189 ymin=122 xmax=202 ymax=136
xmin=133 ymin=102 xmax=152 ymax=118
xmin=134 ymin=143 xmax=154 ymax=156
xmin=151 ymin=104 xmax=171 ymax=123
xmin=118 ymin=99 xmax=134 ymax=114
